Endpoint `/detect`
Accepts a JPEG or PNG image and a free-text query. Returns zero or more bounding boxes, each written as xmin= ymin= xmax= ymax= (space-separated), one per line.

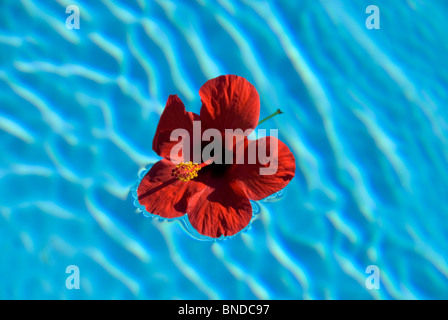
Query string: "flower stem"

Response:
xmin=257 ymin=108 xmax=284 ymax=125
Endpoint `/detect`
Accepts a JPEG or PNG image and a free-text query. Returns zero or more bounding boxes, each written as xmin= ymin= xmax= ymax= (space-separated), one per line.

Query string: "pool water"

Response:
xmin=1 ymin=0 xmax=447 ymax=299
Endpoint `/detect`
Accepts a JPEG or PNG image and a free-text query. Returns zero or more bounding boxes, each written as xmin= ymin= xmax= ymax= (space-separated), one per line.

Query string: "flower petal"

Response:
xmin=153 ymin=95 xmax=200 ymax=160
xmin=199 ymin=75 xmax=260 ymax=133
xmin=233 ymin=136 xmax=296 ymax=200
xmin=137 ymin=159 xmax=206 ymax=219
xmin=187 ymin=180 xmax=253 ymax=238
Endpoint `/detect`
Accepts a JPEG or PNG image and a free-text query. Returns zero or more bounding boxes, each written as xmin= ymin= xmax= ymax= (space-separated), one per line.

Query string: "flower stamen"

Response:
xmin=171 ymin=161 xmax=204 ymax=182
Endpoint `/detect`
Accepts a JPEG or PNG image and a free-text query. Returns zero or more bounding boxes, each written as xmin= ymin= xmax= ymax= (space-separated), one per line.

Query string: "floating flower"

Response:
xmin=137 ymin=75 xmax=295 ymax=238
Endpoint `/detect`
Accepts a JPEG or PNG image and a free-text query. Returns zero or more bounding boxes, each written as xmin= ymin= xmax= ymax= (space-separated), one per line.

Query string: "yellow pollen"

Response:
xmin=171 ymin=161 xmax=202 ymax=182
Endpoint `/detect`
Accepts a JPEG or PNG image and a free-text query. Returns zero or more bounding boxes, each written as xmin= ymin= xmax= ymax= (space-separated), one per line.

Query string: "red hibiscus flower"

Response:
xmin=137 ymin=75 xmax=295 ymax=238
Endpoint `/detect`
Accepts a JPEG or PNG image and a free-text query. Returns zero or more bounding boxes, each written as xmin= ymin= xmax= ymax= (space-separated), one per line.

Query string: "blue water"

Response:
xmin=1 ymin=0 xmax=447 ymax=299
